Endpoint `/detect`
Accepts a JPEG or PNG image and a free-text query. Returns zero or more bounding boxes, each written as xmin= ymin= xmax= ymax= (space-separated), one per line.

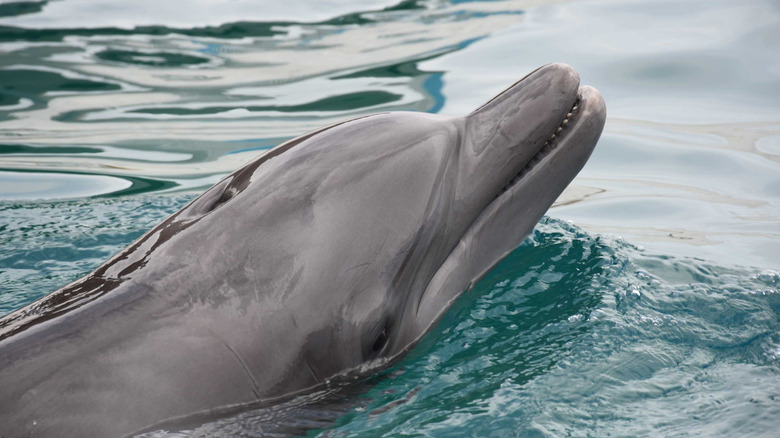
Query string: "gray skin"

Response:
xmin=0 ymin=63 xmax=605 ymax=437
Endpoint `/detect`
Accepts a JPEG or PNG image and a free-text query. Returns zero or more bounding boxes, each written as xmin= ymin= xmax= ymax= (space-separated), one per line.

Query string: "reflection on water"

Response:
xmin=0 ymin=0 xmax=530 ymax=198
xmin=0 ymin=0 xmax=779 ymax=436
xmin=0 ymin=0 xmax=776 ymax=268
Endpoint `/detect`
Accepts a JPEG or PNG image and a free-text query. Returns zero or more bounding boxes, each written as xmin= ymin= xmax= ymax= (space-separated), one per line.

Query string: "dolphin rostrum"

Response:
xmin=0 ymin=63 xmax=606 ymax=436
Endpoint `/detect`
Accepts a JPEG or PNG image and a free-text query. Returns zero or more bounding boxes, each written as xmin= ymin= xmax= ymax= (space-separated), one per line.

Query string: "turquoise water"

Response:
xmin=1 ymin=0 xmax=779 ymax=436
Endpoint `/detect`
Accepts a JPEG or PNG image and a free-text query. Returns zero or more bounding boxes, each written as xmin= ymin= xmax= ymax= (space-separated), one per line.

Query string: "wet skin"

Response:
xmin=0 ymin=63 xmax=605 ymax=436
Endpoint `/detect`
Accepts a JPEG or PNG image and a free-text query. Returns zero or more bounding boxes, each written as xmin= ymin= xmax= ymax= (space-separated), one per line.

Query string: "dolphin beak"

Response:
xmin=406 ymin=65 xmax=605 ymax=355
xmin=457 ymin=63 xmax=582 ymax=207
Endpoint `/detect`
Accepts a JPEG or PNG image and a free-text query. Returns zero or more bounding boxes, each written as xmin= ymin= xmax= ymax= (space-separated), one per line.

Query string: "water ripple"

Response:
xmin=0 ymin=0 xmax=530 ymax=199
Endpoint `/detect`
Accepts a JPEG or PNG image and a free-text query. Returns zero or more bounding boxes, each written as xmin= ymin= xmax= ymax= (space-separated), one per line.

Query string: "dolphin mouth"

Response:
xmin=494 ymin=88 xmax=589 ymax=200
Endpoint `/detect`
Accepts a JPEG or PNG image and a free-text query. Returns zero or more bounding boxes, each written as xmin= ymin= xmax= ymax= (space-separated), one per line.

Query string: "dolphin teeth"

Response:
xmin=497 ymin=98 xmax=581 ymax=199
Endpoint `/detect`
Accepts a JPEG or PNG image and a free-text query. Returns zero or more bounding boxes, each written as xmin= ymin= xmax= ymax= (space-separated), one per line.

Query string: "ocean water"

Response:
xmin=1 ymin=0 xmax=779 ymax=436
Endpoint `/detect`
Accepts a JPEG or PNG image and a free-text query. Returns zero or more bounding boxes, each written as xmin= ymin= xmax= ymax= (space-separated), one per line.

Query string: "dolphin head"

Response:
xmin=184 ymin=63 xmax=607 ymax=385
xmin=385 ymin=63 xmax=607 ymax=360
xmin=202 ymin=64 xmax=605 ymax=376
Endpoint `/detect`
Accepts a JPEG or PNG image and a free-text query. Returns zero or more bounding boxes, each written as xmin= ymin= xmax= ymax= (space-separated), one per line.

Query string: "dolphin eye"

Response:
xmin=372 ymin=327 xmax=388 ymax=353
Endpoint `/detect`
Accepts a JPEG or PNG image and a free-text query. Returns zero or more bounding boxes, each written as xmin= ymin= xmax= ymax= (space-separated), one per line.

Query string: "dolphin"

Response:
xmin=0 ymin=63 xmax=605 ymax=436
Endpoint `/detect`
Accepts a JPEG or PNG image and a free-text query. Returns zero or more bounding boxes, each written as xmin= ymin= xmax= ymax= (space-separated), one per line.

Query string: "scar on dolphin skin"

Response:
xmin=0 ymin=63 xmax=606 ymax=437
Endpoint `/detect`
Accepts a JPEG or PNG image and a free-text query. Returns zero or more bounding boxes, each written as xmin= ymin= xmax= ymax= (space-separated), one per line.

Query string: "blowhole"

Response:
xmin=211 ymin=186 xmax=238 ymax=211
